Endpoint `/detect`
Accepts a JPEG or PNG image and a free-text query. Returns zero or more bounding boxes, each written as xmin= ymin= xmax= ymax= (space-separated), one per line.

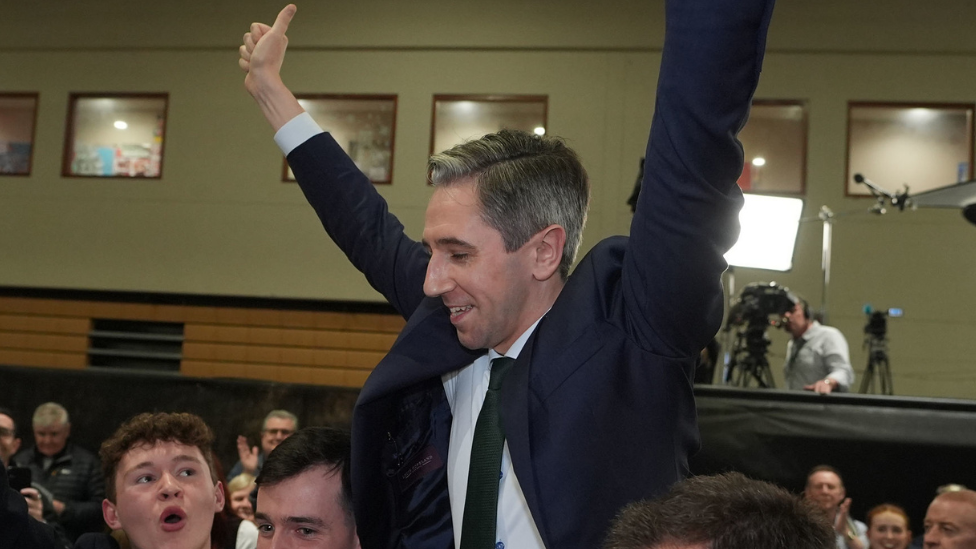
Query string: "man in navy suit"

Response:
xmin=239 ymin=0 xmax=775 ymax=547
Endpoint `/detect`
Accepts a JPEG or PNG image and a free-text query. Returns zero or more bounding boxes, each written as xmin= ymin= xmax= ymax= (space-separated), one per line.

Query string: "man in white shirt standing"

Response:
xmin=238 ymin=0 xmax=776 ymax=547
xmin=783 ymin=299 xmax=855 ymax=393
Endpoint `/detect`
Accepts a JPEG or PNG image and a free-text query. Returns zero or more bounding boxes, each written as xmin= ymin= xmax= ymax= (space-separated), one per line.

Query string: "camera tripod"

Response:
xmin=859 ymin=329 xmax=893 ymax=395
xmin=724 ymin=325 xmax=776 ymax=388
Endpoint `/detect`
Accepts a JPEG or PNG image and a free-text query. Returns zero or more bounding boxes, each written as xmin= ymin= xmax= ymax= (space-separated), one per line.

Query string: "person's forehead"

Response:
xmin=808 ymin=471 xmax=841 ymax=485
xmin=257 ymin=465 xmax=343 ymax=515
xmin=118 ymin=441 xmax=207 ymax=474
xmin=0 ymin=413 xmax=14 ymax=429
xmin=873 ymin=511 xmax=907 ymax=527
xmin=929 ymin=498 xmax=976 ymax=525
xmin=265 ymin=416 xmax=294 ymax=428
xmin=34 ymin=422 xmax=67 ymax=432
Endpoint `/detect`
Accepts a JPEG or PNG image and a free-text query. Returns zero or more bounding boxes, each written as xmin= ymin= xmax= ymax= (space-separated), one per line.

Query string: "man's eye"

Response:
xmin=298 ymin=527 xmax=318 ymax=537
xmin=256 ymin=523 xmax=273 ymax=534
xmin=178 ymin=468 xmax=195 ymax=477
xmin=451 ymin=253 xmax=468 ymax=261
xmin=136 ymin=475 xmax=154 ymax=484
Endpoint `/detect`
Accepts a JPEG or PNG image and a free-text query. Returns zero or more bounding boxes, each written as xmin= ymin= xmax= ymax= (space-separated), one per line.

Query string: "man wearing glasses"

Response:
xmin=0 ymin=408 xmax=21 ymax=469
xmin=229 ymin=410 xmax=298 ymax=478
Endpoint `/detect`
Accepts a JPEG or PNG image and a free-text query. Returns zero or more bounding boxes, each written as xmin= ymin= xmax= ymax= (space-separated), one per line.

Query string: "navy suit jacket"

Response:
xmin=287 ymin=0 xmax=774 ymax=547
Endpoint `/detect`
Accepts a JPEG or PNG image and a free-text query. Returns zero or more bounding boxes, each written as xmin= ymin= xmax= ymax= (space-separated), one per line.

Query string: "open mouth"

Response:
xmin=449 ymin=305 xmax=472 ymax=318
xmin=159 ymin=507 xmax=187 ymax=532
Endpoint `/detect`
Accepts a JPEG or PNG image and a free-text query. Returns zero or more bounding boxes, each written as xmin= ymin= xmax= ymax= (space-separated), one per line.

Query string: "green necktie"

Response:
xmin=459 ymin=356 xmax=516 ymax=549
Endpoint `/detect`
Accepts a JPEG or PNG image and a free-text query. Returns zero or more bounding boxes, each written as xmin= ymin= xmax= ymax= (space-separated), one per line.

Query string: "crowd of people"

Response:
xmin=4 ymin=0 xmax=974 ymax=548
xmin=4 ymin=402 xmax=976 ymax=549
xmin=0 ymin=404 xmax=354 ymax=549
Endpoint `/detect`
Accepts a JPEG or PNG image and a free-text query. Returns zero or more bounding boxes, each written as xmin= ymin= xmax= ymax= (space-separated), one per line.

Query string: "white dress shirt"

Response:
xmin=443 ymin=318 xmax=546 ymax=549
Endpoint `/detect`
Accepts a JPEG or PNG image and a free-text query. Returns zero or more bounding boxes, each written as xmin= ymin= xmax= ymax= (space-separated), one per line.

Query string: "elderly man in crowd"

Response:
xmin=12 ymin=402 xmax=105 ymax=544
xmin=229 ymin=409 xmax=298 ymax=478
xmin=804 ymin=465 xmax=868 ymax=549
xmin=922 ymin=489 xmax=976 ymax=548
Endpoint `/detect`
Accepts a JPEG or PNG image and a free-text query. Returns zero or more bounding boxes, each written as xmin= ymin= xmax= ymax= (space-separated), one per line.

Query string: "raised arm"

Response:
xmin=239 ymin=4 xmax=304 ymax=132
xmin=239 ymin=5 xmax=430 ymax=317
xmin=624 ymin=0 xmax=775 ymax=357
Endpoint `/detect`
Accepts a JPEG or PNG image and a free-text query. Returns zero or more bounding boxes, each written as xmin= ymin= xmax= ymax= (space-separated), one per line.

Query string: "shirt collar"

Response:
xmin=489 ymin=311 xmax=548 ymax=361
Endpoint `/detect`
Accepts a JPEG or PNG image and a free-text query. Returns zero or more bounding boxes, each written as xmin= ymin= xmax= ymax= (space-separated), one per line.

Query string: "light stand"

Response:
xmin=720 ymin=194 xmax=803 ymax=387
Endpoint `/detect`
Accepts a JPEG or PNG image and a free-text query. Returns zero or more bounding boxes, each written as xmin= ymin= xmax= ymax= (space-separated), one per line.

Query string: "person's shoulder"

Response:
xmin=67 ymin=443 xmax=100 ymax=463
xmin=10 ymin=447 xmax=35 ymax=466
xmin=74 ymin=533 xmax=120 ymax=549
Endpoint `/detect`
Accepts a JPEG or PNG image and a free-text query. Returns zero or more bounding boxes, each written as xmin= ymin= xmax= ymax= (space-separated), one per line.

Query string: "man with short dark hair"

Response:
xmin=923 ymin=489 xmax=976 ymax=548
xmin=238 ymin=0 xmax=776 ymax=546
xmin=253 ymin=427 xmax=359 ymax=549
xmin=0 ymin=407 xmax=21 ymax=468
xmin=804 ymin=465 xmax=867 ymax=549
xmin=603 ymin=472 xmax=834 ymax=549
xmin=12 ymin=403 xmax=105 ymax=544
xmin=783 ymin=298 xmax=854 ymax=393
xmin=229 ymin=410 xmax=299 ymax=478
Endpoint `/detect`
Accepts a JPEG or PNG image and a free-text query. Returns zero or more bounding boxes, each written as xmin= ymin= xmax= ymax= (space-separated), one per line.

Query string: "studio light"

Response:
xmin=724 ymin=193 xmax=804 ymax=271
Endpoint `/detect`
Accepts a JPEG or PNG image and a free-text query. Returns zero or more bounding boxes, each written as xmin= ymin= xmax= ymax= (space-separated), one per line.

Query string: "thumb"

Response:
xmin=272 ymin=4 xmax=297 ymax=34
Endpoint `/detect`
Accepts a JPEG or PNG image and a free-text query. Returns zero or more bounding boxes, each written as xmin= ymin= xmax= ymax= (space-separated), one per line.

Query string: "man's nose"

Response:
xmin=423 ymin=257 xmax=454 ymax=298
xmin=158 ymin=473 xmax=182 ymax=499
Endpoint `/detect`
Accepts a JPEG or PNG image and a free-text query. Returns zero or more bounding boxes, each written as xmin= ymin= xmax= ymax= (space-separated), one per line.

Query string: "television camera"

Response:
xmin=722 ymin=282 xmax=799 ymax=388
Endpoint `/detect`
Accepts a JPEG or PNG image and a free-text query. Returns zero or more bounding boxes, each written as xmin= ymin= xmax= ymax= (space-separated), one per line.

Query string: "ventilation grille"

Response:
xmin=88 ymin=319 xmax=184 ymax=372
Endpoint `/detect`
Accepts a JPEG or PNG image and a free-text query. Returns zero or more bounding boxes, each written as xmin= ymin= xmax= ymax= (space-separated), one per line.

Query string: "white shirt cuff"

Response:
xmin=273 ymin=112 xmax=324 ymax=156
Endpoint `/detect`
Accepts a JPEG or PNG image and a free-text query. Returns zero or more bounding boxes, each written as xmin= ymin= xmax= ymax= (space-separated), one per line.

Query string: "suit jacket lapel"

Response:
xmin=358 ymin=297 xmax=483 ymax=407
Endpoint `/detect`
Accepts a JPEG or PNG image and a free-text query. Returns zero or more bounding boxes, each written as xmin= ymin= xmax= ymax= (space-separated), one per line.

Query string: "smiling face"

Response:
xmin=255 ymin=465 xmax=359 ymax=549
xmin=103 ymin=441 xmax=224 ymax=549
xmin=261 ymin=417 xmax=296 ymax=456
xmin=869 ymin=511 xmax=912 ymax=549
xmin=805 ymin=471 xmax=845 ymax=514
xmin=422 ymin=180 xmax=543 ymax=354
xmin=230 ymin=485 xmax=255 ymax=522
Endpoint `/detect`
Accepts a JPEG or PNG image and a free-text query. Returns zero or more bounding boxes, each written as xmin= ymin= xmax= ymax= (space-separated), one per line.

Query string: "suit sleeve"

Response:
xmin=623 ymin=0 xmax=775 ymax=358
xmin=287 ymin=133 xmax=430 ymax=319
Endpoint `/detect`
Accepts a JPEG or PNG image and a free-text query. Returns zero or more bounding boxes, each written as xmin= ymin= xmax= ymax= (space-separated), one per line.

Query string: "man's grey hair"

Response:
xmin=32 ymin=402 xmax=69 ymax=427
xmin=262 ymin=409 xmax=298 ymax=431
xmin=428 ymin=129 xmax=590 ymax=280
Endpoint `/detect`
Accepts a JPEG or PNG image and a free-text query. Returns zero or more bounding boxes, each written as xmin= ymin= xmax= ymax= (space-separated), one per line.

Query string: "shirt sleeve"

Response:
xmin=274 ymin=112 xmax=324 ymax=156
xmin=823 ymin=329 xmax=855 ymax=391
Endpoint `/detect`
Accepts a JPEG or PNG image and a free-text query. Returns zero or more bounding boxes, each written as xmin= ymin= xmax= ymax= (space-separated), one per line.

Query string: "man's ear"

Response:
xmin=214 ymin=481 xmax=226 ymax=512
xmin=11 ymin=437 xmax=21 ymax=455
xmin=103 ymin=498 xmax=123 ymax=530
xmin=531 ymin=224 xmax=566 ymax=281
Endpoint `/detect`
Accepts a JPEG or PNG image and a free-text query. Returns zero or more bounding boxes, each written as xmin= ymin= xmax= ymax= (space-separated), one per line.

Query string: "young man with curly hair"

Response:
xmin=77 ymin=412 xmax=225 ymax=549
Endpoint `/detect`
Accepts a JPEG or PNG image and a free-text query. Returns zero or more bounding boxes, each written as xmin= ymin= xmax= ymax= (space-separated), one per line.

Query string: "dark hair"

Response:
xmin=603 ymin=472 xmax=834 ymax=549
xmin=0 ymin=407 xmax=16 ymax=436
xmin=806 ymin=464 xmax=844 ymax=487
xmin=256 ymin=427 xmax=353 ymax=524
xmin=799 ymin=297 xmax=811 ymax=320
xmin=100 ymin=412 xmax=216 ymax=502
xmin=428 ymin=129 xmax=590 ymax=280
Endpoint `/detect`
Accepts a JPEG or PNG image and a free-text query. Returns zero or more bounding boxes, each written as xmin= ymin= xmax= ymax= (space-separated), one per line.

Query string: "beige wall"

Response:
xmin=2 ymin=0 xmax=976 ymax=398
